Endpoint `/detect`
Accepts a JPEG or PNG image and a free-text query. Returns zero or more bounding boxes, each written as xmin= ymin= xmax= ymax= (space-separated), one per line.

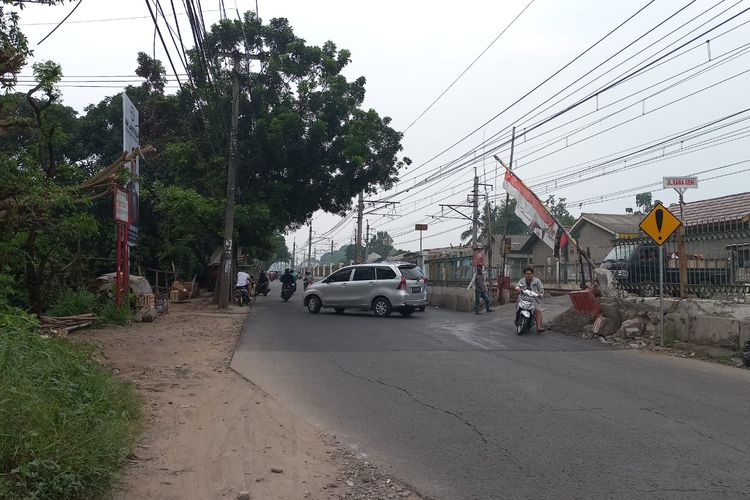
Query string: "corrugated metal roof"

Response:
xmin=573 ymin=213 xmax=642 ymax=235
xmin=668 ymin=191 xmax=750 ymax=224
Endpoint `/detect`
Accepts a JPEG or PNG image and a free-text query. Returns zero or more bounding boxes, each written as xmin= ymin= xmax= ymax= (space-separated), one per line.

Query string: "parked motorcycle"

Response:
xmin=233 ymin=285 xmax=251 ymax=306
xmin=515 ymin=289 xmax=540 ymax=335
xmin=281 ymin=282 xmax=295 ymax=302
xmin=255 ymin=280 xmax=270 ymax=296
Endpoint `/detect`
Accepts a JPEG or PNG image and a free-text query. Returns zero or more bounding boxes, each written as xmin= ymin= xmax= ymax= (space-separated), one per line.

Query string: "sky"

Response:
xmin=12 ymin=0 xmax=750 ymax=261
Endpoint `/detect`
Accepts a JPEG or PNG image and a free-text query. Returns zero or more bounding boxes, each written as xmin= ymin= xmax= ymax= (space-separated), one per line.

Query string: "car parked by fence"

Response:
xmin=303 ymin=262 xmax=428 ymax=317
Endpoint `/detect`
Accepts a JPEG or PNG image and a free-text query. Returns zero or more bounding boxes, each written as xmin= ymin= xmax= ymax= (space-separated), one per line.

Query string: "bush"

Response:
xmin=46 ymin=288 xmax=100 ymax=317
xmin=97 ymin=300 xmax=132 ymax=327
xmin=46 ymin=288 xmax=132 ymax=327
xmin=0 ymin=307 xmax=140 ymax=499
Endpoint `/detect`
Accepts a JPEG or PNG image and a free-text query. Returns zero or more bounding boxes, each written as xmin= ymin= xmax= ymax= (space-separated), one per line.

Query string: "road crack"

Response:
xmin=327 ymin=353 xmax=538 ymax=480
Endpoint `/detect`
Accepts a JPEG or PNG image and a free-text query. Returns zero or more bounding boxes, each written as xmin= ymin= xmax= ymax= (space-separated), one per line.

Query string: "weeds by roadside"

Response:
xmin=47 ymin=288 xmax=132 ymax=327
xmin=0 ymin=306 xmax=141 ymax=499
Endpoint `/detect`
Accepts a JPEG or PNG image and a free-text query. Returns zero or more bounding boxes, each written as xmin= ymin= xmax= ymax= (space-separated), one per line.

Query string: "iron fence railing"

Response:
xmin=607 ymin=219 xmax=750 ymax=299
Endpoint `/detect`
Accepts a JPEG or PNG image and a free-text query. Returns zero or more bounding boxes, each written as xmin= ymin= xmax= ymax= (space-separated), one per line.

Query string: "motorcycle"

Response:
xmin=233 ymin=285 xmax=251 ymax=306
xmin=515 ymin=289 xmax=541 ymax=335
xmin=281 ymin=282 xmax=295 ymax=302
xmin=255 ymin=280 xmax=270 ymax=296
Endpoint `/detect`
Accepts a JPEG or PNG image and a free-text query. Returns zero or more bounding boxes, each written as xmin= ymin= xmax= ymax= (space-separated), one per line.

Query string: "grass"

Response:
xmin=0 ymin=307 xmax=141 ymax=499
xmin=46 ymin=288 xmax=132 ymax=327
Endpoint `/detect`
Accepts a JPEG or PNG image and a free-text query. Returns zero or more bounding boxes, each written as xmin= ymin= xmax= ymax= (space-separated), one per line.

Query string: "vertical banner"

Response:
xmin=122 ymin=92 xmax=139 ymax=246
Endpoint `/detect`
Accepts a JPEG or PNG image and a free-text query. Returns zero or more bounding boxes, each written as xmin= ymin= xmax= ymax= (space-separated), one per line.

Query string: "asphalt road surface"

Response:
xmin=232 ymin=283 xmax=750 ymax=499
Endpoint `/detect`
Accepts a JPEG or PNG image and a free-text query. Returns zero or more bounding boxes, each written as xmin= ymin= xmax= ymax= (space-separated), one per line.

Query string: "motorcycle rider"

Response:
xmin=235 ymin=269 xmax=251 ymax=304
xmin=280 ymin=268 xmax=296 ymax=294
xmin=255 ymin=270 xmax=270 ymax=295
xmin=515 ymin=267 xmax=545 ymax=332
xmin=303 ymin=271 xmax=313 ymax=290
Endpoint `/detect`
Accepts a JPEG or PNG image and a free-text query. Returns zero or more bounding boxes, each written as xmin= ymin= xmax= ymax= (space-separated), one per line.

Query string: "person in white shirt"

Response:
xmin=235 ymin=271 xmax=250 ymax=292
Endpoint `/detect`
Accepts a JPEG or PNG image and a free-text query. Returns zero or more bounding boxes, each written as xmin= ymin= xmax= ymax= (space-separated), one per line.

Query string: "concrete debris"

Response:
xmin=270 ymin=467 xmax=283 ymax=474
xmin=236 ymin=492 xmax=251 ymax=500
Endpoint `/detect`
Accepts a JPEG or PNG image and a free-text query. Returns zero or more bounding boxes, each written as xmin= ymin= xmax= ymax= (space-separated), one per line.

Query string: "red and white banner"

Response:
xmin=503 ymin=170 xmax=559 ymax=250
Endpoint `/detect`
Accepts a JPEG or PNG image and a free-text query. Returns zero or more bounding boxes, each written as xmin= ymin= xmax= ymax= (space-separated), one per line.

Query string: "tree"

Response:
xmin=460 ymin=199 xmax=528 ymax=244
xmin=635 ymin=192 xmax=653 ymax=214
xmin=632 ymin=192 xmax=662 ymax=215
xmin=367 ymin=231 xmax=395 ymax=258
xmin=545 ymin=195 xmax=575 ymax=227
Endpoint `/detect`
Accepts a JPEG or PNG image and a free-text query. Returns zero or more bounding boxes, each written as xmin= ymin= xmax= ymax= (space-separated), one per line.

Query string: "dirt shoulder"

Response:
xmin=76 ymin=298 xmax=421 ymax=500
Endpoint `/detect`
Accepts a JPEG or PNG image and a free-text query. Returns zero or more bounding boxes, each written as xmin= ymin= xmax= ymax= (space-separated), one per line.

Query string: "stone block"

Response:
xmin=740 ymin=321 xmax=750 ymax=352
xmin=663 ymin=313 xmax=690 ymax=343
xmin=689 ymin=316 xmax=739 ymax=349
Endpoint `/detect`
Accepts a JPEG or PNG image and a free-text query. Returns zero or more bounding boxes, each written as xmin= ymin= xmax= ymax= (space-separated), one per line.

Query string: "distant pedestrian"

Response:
xmin=468 ymin=265 xmax=493 ymax=315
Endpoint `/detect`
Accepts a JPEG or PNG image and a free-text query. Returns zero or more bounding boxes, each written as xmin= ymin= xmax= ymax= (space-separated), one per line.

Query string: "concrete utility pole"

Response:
xmin=501 ymin=127 xmax=516 ymax=282
xmin=218 ymin=51 xmax=242 ymax=309
xmin=472 ymin=168 xmax=479 ymax=248
xmin=364 ymin=220 xmax=370 ymax=262
xmin=356 ymin=191 xmax=364 ymax=263
xmin=292 ymin=240 xmax=296 ymax=269
xmin=307 ymin=221 xmax=313 ymax=274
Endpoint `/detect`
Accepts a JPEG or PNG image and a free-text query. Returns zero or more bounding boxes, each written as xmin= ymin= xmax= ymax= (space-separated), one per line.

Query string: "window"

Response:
xmin=353 ymin=267 xmax=376 ymax=281
xmin=329 ymin=269 xmax=352 ymax=282
xmin=376 ymin=267 xmax=397 ymax=280
xmin=398 ymin=265 xmax=423 ymax=280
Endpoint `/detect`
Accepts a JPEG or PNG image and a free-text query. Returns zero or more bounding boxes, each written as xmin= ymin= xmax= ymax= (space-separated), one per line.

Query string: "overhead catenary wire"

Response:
xmin=401 ymin=0 xmax=536 ymax=133
xmin=37 ymin=0 xmax=84 ymax=44
xmin=391 ymin=0 xmax=745 ymax=195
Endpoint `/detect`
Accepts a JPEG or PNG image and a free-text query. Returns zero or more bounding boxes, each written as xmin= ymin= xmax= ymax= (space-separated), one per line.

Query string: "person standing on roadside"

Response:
xmin=468 ymin=265 xmax=493 ymax=315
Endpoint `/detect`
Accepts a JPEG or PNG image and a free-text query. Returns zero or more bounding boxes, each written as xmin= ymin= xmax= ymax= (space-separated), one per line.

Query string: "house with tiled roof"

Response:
xmin=668 ymin=191 xmax=750 ymax=225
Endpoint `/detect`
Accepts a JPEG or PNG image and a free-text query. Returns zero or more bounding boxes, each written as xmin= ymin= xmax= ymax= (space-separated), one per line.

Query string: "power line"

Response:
xmin=20 ymin=8 xmax=221 ymax=25
xmin=392 ymin=0 xmax=740 ymax=192
xmin=401 ymin=0 xmax=535 ymax=133
xmin=37 ymin=0 xmax=84 ymax=45
xmin=395 ymin=0 xmax=658 ymax=184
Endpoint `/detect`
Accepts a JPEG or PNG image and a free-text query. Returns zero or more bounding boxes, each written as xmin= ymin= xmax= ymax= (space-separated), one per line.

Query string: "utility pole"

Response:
xmin=307 ymin=221 xmax=313 ymax=274
xmin=292 ymin=240 xmax=296 ymax=269
xmin=356 ymin=191 xmax=364 ymax=263
xmin=472 ymin=168 xmax=479 ymax=248
xmin=501 ymin=127 xmax=516 ymax=283
xmin=218 ymin=51 xmax=242 ymax=309
xmin=364 ymin=220 xmax=370 ymax=262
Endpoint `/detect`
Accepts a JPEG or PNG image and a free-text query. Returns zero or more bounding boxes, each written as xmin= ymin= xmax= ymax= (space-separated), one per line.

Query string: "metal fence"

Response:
xmin=424 ymin=256 xmax=503 ymax=287
xmin=607 ymin=218 xmax=750 ymax=300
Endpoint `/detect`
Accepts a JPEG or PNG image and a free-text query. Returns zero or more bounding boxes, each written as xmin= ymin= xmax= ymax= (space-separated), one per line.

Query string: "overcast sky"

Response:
xmin=13 ymin=0 xmax=750 ymax=259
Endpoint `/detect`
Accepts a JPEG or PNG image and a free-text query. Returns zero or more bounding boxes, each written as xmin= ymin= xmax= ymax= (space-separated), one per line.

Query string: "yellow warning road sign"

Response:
xmin=639 ymin=203 xmax=681 ymax=245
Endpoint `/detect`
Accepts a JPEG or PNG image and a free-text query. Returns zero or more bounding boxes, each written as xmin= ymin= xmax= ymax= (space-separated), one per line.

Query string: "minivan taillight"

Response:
xmin=397 ymin=276 xmax=406 ymax=290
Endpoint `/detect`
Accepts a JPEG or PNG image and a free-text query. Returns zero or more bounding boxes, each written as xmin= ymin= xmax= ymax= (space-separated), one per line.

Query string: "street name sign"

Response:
xmin=415 ymin=224 xmax=428 ymax=231
xmin=663 ymin=176 xmax=698 ymax=192
xmin=639 ymin=203 xmax=681 ymax=245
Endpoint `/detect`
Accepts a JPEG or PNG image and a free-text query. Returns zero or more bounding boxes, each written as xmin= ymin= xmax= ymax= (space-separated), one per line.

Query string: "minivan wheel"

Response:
xmin=306 ymin=295 xmax=321 ymax=314
xmin=372 ymin=297 xmax=392 ymax=318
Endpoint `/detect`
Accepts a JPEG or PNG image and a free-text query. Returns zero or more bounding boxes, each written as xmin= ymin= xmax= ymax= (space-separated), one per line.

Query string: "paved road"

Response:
xmin=232 ymin=283 xmax=750 ymax=499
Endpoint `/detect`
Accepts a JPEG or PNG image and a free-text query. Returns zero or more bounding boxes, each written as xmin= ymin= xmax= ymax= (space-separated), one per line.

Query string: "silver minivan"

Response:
xmin=303 ymin=262 xmax=428 ymax=317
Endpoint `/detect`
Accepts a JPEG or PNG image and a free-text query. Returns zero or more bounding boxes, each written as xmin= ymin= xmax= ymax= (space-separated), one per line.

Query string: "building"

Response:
xmin=569 ymin=214 xmax=643 ymax=265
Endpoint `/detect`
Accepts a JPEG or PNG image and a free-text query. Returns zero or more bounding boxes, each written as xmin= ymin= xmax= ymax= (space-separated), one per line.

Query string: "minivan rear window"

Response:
xmin=398 ymin=265 xmax=423 ymax=280
xmin=376 ymin=267 xmax=397 ymax=280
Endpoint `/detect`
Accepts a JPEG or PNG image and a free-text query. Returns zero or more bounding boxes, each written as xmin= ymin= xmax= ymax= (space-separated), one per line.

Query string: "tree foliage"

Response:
xmin=1 ymin=11 xmax=406 ymax=312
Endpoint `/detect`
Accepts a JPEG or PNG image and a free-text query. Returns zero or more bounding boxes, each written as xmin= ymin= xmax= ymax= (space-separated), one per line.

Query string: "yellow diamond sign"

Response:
xmin=639 ymin=203 xmax=681 ymax=245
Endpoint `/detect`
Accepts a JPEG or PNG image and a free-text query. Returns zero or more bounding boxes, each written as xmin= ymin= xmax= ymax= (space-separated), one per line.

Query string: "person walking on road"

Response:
xmin=468 ymin=265 xmax=493 ymax=315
